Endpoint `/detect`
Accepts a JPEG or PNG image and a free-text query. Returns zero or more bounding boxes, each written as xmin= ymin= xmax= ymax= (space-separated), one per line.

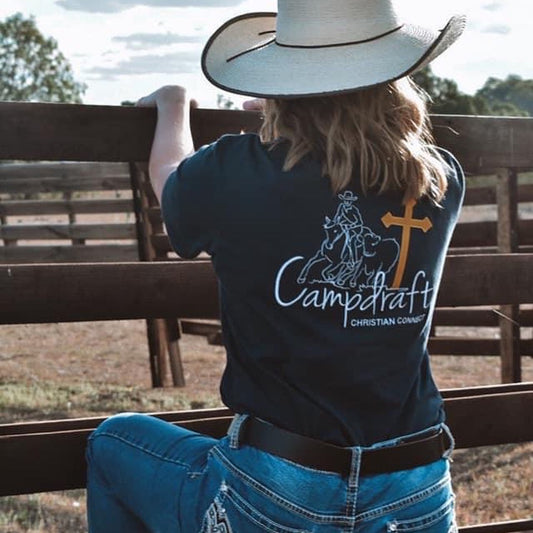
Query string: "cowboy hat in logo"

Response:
xmin=201 ymin=0 xmax=466 ymax=98
xmin=338 ymin=191 xmax=358 ymax=202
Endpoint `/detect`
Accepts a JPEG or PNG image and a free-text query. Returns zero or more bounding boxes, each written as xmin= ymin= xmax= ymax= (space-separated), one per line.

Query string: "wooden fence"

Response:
xmin=0 ymin=160 xmax=187 ymax=387
xmin=0 ymin=103 xmax=532 ymax=532
xmin=0 ymin=161 xmax=136 ymax=262
xmin=1 ymin=106 xmax=531 ymax=383
xmin=0 ymin=103 xmax=263 ymax=389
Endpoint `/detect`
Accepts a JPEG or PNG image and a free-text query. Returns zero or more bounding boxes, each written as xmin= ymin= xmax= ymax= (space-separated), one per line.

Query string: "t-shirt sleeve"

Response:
xmin=161 ymin=142 xmax=219 ymax=259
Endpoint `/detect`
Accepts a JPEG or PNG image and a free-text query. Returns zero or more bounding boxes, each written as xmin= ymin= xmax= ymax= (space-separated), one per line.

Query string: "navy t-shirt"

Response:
xmin=162 ymin=133 xmax=464 ymax=447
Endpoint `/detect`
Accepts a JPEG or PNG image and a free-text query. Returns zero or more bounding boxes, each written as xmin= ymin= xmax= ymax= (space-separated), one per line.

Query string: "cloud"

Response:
xmin=112 ymin=32 xmax=203 ymax=50
xmin=56 ymin=0 xmax=243 ymax=13
xmin=482 ymin=2 xmax=503 ymax=11
xmin=86 ymin=50 xmax=200 ymax=80
xmin=481 ymin=24 xmax=511 ymax=35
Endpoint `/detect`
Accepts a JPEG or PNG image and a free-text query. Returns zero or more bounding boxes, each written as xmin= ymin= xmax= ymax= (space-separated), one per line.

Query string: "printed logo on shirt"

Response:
xmin=274 ymin=191 xmax=435 ymax=328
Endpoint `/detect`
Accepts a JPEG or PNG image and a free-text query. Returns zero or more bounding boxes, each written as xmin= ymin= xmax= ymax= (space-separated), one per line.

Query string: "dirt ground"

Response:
xmin=2 ymin=320 xmax=532 ymax=400
xmin=0 ymin=321 xmax=224 ymax=395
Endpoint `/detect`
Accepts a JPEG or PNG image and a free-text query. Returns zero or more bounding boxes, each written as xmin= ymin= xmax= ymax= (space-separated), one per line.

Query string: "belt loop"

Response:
xmin=442 ymin=424 xmax=455 ymax=460
xmin=228 ymin=414 xmax=249 ymax=449
xmin=346 ymin=447 xmax=361 ymax=514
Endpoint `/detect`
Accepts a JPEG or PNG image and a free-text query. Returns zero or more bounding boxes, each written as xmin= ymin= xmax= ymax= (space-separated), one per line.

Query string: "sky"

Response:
xmin=0 ymin=0 xmax=531 ymax=108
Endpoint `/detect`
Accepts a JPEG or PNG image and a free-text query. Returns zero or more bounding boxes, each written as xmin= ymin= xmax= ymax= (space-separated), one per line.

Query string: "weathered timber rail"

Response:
xmin=1 ymin=383 xmax=532 ymax=496
xmin=0 ymin=254 xmax=532 ymax=323
xmin=0 ymin=103 xmax=531 ymax=170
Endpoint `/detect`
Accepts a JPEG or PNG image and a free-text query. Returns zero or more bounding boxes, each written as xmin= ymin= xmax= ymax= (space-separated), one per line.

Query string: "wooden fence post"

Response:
xmin=0 ymin=214 xmax=17 ymax=247
xmin=165 ymin=318 xmax=186 ymax=388
xmin=129 ymin=162 xmax=185 ymax=387
xmin=0 ymin=165 xmax=17 ymax=247
xmin=497 ymin=167 xmax=521 ymax=383
xmin=64 ymin=190 xmax=85 ymax=246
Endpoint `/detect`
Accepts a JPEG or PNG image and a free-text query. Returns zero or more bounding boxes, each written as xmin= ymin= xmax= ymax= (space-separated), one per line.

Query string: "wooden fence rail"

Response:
xmin=1 ymin=383 xmax=532 ymax=496
xmin=1 ymin=103 xmax=533 ymax=171
xmin=0 ymin=254 xmax=532 ymax=324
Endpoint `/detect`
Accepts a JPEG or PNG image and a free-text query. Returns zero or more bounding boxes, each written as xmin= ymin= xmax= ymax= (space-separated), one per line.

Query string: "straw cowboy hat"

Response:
xmin=201 ymin=0 xmax=466 ymax=98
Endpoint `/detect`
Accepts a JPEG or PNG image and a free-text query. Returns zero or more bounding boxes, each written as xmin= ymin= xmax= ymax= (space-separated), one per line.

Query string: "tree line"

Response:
xmin=412 ymin=67 xmax=532 ymax=117
xmin=1 ymin=13 xmax=532 ymax=117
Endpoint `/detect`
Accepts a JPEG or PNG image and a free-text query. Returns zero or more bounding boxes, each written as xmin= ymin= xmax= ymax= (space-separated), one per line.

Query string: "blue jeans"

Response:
xmin=86 ymin=413 xmax=456 ymax=532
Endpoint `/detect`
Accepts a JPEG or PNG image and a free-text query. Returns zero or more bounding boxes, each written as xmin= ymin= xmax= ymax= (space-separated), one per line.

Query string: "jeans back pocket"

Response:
xmin=199 ymin=481 xmax=315 ymax=533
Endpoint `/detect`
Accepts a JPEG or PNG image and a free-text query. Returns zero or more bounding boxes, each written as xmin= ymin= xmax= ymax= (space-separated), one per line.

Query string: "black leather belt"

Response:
xmin=240 ymin=418 xmax=448 ymax=477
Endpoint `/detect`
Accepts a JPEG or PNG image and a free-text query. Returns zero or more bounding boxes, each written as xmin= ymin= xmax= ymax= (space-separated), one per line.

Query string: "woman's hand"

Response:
xmin=136 ymin=85 xmax=187 ymax=109
xmin=136 ymin=85 xmax=199 ymax=111
xmin=242 ymin=98 xmax=265 ymax=112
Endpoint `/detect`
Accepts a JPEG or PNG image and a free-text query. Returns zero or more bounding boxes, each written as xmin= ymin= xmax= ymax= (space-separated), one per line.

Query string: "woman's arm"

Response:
xmin=136 ymin=85 xmax=195 ymax=204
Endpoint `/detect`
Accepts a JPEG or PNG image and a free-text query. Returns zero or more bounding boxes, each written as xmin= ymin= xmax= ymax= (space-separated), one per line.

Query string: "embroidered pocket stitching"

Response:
xmin=201 ymin=491 xmax=233 ymax=533
xmin=387 ymin=495 xmax=455 ymax=532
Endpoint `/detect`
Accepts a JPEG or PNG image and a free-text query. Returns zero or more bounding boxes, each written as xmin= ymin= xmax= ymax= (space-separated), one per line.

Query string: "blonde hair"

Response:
xmin=260 ymin=77 xmax=448 ymax=204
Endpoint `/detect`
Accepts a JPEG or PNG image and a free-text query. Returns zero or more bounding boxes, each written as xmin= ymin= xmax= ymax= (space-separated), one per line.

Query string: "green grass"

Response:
xmin=0 ymin=491 xmax=87 ymax=533
xmin=0 ymin=380 xmax=222 ymax=423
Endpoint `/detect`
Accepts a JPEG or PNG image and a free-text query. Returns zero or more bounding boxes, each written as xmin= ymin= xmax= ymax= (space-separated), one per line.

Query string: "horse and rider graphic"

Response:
xmin=297 ymin=191 xmax=401 ymax=290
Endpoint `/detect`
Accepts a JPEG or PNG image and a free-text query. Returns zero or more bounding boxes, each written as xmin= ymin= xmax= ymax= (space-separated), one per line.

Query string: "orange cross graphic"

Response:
xmin=381 ymin=199 xmax=433 ymax=288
